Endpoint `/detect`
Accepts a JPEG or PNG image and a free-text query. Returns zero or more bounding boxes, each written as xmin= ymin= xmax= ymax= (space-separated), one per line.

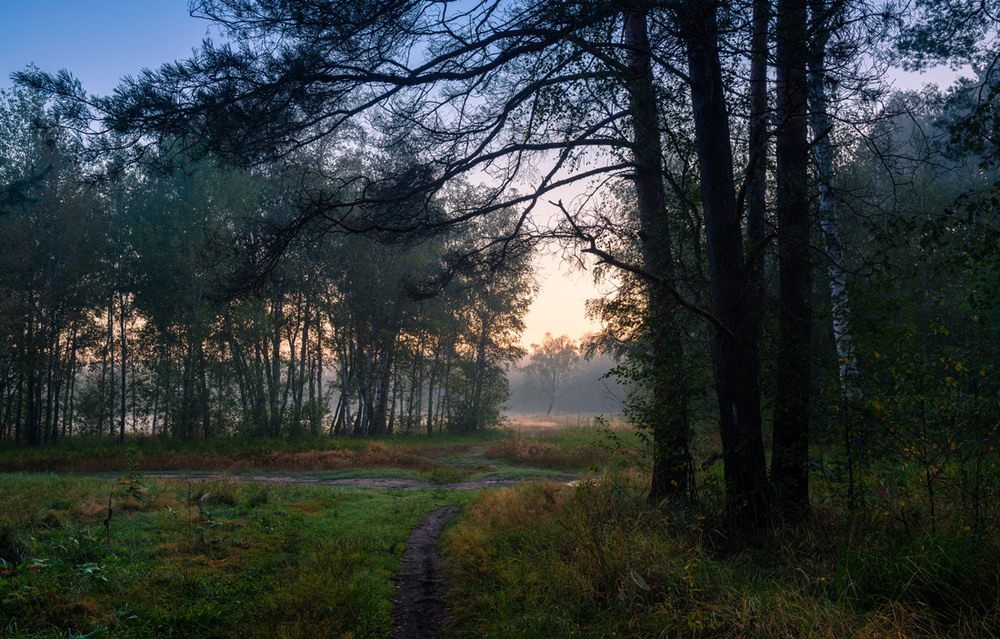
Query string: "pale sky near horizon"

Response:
xmin=0 ymin=1 xmax=962 ymax=348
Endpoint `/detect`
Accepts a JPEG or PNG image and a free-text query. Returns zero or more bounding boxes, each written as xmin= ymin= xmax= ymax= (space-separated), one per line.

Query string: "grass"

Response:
xmin=0 ymin=473 xmax=472 ymax=638
xmin=0 ymin=418 xmax=626 ymax=482
xmin=485 ymin=415 xmax=641 ymax=472
xmin=0 ymin=420 xmax=622 ymax=637
xmin=4 ymin=417 xmax=999 ymax=637
xmin=442 ymin=474 xmax=1000 ymax=638
xmin=0 ymin=436 xmax=443 ymax=473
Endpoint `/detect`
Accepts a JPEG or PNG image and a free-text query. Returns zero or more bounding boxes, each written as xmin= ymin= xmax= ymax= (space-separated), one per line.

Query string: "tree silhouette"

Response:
xmin=525 ymin=333 xmax=579 ymax=415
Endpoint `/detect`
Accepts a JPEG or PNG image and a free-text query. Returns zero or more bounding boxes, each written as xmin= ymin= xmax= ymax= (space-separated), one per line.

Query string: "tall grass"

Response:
xmin=443 ymin=476 xmax=1000 ymax=638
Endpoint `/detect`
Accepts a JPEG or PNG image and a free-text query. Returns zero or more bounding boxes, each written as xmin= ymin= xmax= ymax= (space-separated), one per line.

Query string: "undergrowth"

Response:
xmin=443 ymin=476 xmax=1000 ymax=638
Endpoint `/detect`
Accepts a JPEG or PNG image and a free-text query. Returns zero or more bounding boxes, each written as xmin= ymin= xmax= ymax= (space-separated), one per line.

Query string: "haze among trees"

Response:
xmin=4 ymin=0 xmax=1000 ymax=538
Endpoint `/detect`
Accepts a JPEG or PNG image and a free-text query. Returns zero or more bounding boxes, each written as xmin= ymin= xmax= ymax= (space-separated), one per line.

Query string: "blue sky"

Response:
xmin=1 ymin=1 xmax=215 ymax=95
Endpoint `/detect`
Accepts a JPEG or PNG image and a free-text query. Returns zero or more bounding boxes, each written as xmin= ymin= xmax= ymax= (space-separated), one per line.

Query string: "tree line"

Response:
xmin=0 ymin=86 xmax=534 ymax=444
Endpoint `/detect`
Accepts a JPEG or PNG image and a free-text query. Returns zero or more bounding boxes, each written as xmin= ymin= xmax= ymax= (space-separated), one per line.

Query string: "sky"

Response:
xmin=1 ymin=2 xmax=965 ymax=349
xmin=0 ymin=0 xmax=602 ymax=348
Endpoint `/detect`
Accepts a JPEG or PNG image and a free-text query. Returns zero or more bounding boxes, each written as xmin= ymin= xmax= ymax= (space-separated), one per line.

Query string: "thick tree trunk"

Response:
xmin=681 ymin=0 xmax=769 ymax=527
xmin=772 ymin=0 xmax=813 ymax=521
xmin=624 ymin=9 xmax=692 ymax=503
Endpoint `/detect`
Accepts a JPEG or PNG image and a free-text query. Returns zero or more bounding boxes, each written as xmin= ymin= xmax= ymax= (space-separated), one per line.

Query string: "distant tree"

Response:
xmin=525 ymin=333 xmax=579 ymax=415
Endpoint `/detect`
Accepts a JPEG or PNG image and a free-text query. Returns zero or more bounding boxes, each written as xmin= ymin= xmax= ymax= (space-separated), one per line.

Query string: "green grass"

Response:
xmin=5 ymin=420 xmax=999 ymax=637
xmin=442 ymin=476 xmax=1000 ymax=638
xmin=0 ymin=473 xmax=472 ymax=638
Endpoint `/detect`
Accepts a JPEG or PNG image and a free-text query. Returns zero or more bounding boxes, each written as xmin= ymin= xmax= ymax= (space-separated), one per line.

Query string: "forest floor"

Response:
xmin=4 ymin=417 xmax=998 ymax=637
xmin=0 ymin=414 xmax=629 ymax=639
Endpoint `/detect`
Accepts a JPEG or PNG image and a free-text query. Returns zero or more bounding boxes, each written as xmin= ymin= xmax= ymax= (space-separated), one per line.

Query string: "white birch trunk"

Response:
xmin=808 ymin=9 xmax=860 ymax=405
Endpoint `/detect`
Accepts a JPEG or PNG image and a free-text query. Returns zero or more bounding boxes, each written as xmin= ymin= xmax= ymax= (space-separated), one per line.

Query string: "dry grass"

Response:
xmin=506 ymin=413 xmax=628 ymax=434
xmin=485 ymin=432 xmax=610 ymax=470
xmin=443 ymin=477 xmax=1000 ymax=638
xmin=241 ymin=443 xmax=438 ymax=472
xmin=0 ymin=440 xmax=439 ymax=473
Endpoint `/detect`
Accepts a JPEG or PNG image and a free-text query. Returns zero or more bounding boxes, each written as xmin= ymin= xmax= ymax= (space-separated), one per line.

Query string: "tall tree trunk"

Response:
xmin=809 ymin=0 xmax=862 ymax=501
xmin=389 ymin=365 xmax=399 ymax=434
xmin=97 ymin=299 xmax=111 ymax=437
xmin=64 ymin=323 xmax=77 ymax=439
xmin=747 ymin=0 xmax=770 ymax=343
xmin=269 ymin=290 xmax=284 ymax=438
xmin=47 ymin=329 xmax=61 ymax=443
xmin=120 ymin=293 xmax=128 ymax=443
xmin=14 ymin=374 xmax=23 ymax=444
xmin=313 ymin=319 xmax=323 ymax=435
xmin=624 ymin=8 xmax=692 ymax=505
xmin=472 ymin=310 xmax=490 ymax=431
xmin=681 ymin=0 xmax=769 ymax=527
xmin=426 ymin=345 xmax=440 ymax=436
xmin=25 ymin=313 xmax=40 ymax=446
xmin=0 ymin=378 xmax=9 ymax=441
xmin=438 ymin=339 xmax=455 ymax=433
xmin=26 ymin=369 xmax=39 ymax=446
xmin=198 ymin=339 xmax=211 ymax=439
xmin=298 ymin=293 xmax=311 ymax=430
xmin=374 ymin=340 xmax=395 ymax=435
xmin=107 ymin=295 xmax=115 ymax=439
xmin=772 ymin=0 xmax=814 ymax=521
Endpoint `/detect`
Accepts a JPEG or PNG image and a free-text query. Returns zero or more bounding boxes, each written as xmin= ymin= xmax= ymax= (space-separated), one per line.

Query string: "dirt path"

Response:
xmin=393 ymin=505 xmax=460 ymax=639
xmin=141 ymin=470 xmax=565 ymax=637
xmin=144 ymin=472 xmax=571 ymax=490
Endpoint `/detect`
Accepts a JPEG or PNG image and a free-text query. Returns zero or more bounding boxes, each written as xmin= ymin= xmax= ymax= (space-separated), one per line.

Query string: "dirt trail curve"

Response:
xmin=393 ymin=505 xmax=460 ymax=639
xmin=144 ymin=472 xmax=572 ymax=490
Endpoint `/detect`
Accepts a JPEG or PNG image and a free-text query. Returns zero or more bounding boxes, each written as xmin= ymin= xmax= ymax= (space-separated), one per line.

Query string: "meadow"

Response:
xmin=1 ymin=416 xmax=998 ymax=638
xmin=0 ymin=415 xmax=622 ymax=638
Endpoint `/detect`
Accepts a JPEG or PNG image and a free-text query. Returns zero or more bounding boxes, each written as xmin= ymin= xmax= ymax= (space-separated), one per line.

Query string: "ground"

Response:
xmin=0 ymin=414 xmax=632 ymax=639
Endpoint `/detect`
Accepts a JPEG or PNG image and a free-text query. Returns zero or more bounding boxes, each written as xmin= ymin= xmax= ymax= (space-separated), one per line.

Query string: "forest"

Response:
xmin=3 ymin=0 xmax=1000 ymax=637
xmin=0 ymin=89 xmax=535 ymax=443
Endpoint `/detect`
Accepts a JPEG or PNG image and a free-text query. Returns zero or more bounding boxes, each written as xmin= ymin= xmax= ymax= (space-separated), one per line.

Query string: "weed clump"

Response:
xmin=243 ymin=483 xmax=270 ymax=509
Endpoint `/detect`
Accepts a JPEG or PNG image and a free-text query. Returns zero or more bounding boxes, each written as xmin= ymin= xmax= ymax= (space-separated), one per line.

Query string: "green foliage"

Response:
xmin=837 ymin=530 xmax=1000 ymax=623
xmin=118 ymin=446 xmax=144 ymax=501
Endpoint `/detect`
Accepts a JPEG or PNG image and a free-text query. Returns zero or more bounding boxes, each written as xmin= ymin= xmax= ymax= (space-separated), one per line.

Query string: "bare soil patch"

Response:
xmin=144 ymin=472 xmax=551 ymax=490
xmin=393 ymin=505 xmax=460 ymax=639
